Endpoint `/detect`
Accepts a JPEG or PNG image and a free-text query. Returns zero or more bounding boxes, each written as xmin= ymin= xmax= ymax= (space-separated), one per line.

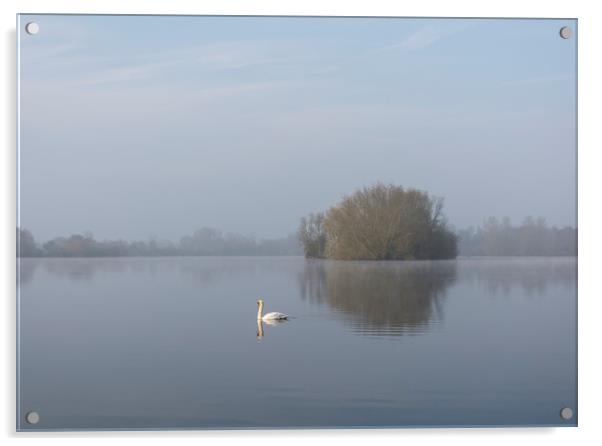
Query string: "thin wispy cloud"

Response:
xmin=28 ymin=39 xmax=315 ymax=87
xmin=377 ymin=23 xmax=471 ymax=53
xmin=78 ymin=62 xmax=171 ymax=86
xmin=501 ymin=73 xmax=574 ymax=86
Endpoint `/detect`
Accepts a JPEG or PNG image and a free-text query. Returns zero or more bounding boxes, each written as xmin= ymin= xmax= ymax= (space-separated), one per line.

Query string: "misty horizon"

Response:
xmin=17 ymin=213 xmax=577 ymax=259
xmin=18 ymin=214 xmax=578 ymax=245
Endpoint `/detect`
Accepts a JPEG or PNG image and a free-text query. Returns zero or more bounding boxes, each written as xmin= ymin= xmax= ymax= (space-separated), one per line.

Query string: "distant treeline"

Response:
xmin=457 ymin=217 xmax=577 ymax=257
xmin=17 ymin=227 xmax=302 ymax=258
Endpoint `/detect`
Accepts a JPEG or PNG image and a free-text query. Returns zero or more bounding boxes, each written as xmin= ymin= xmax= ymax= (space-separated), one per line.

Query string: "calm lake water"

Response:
xmin=17 ymin=257 xmax=577 ymax=430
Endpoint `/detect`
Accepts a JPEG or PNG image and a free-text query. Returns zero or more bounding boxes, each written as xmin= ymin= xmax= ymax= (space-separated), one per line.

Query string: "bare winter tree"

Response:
xmin=299 ymin=184 xmax=457 ymax=261
xmin=297 ymin=213 xmax=327 ymax=258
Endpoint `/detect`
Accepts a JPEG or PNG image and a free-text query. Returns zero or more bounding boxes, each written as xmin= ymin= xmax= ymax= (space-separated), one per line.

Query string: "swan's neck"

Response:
xmin=257 ymin=302 xmax=263 ymax=320
xmin=257 ymin=319 xmax=264 ymax=339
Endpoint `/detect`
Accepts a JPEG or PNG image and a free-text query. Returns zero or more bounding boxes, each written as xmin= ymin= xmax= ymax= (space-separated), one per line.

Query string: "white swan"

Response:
xmin=256 ymin=299 xmax=288 ymax=321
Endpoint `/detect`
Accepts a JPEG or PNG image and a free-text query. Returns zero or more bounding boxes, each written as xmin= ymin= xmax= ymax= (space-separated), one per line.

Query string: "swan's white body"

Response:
xmin=262 ymin=312 xmax=288 ymax=321
xmin=257 ymin=299 xmax=288 ymax=321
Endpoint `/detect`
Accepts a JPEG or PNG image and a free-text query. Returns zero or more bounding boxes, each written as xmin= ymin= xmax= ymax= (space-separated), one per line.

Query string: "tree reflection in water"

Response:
xmin=298 ymin=260 xmax=458 ymax=336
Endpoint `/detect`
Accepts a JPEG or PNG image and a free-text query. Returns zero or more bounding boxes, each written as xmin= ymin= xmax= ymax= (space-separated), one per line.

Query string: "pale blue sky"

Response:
xmin=18 ymin=15 xmax=577 ymax=241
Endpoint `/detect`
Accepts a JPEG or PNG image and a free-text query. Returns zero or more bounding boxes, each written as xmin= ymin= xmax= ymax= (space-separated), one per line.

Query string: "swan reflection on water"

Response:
xmin=256 ymin=317 xmax=288 ymax=340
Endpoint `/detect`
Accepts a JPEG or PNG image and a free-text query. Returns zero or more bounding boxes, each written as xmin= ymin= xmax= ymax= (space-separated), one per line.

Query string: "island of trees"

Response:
xmin=298 ymin=184 xmax=458 ymax=260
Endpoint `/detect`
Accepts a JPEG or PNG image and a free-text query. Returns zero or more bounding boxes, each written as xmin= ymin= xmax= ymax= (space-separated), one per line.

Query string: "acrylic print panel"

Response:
xmin=17 ymin=15 xmax=577 ymax=431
